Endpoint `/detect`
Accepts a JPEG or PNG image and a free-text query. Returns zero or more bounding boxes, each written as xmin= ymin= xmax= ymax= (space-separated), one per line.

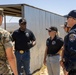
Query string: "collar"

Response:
xmin=50 ymin=35 xmax=57 ymax=41
xmin=70 ymin=24 xmax=76 ymax=31
xmin=19 ymin=28 xmax=27 ymax=32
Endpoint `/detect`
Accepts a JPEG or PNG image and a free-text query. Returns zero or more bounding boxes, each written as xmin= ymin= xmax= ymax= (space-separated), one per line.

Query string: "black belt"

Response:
xmin=47 ymin=54 xmax=59 ymax=57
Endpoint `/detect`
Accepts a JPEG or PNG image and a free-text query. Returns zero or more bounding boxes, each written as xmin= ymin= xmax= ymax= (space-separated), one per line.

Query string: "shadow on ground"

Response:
xmin=33 ymin=65 xmax=64 ymax=75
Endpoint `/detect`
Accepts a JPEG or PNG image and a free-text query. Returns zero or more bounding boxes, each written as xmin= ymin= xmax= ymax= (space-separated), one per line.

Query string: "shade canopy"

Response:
xmin=0 ymin=4 xmax=24 ymax=17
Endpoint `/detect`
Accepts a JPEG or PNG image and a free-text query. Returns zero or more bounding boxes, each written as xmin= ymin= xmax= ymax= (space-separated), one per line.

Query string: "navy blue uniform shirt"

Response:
xmin=46 ymin=36 xmax=63 ymax=54
xmin=12 ymin=28 xmax=36 ymax=50
xmin=64 ymin=24 xmax=76 ymax=60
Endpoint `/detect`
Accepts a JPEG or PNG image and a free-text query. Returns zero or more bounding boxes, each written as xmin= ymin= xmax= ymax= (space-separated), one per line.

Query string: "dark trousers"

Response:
xmin=69 ymin=70 xmax=76 ymax=75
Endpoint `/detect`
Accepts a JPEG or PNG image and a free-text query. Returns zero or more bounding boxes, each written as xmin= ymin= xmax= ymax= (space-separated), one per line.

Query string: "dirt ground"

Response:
xmin=33 ymin=65 xmax=64 ymax=75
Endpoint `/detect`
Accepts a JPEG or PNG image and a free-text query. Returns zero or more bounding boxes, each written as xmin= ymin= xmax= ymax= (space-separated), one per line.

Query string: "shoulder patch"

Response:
xmin=52 ymin=41 xmax=56 ymax=45
xmin=26 ymin=32 xmax=29 ymax=37
xmin=69 ymin=34 xmax=76 ymax=42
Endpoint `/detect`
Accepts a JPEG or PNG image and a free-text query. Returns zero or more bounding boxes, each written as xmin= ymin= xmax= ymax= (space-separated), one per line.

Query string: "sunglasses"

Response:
xmin=67 ymin=16 xmax=76 ymax=20
xmin=20 ymin=22 xmax=26 ymax=25
xmin=48 ymin=30 xmax=52 ymax=32
xmin=67 ymin=16 xmax=72 ymax=19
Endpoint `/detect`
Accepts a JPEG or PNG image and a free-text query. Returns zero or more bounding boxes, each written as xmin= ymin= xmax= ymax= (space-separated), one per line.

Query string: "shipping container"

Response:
xmin=0 ymin=4 xmax=66 ymax=73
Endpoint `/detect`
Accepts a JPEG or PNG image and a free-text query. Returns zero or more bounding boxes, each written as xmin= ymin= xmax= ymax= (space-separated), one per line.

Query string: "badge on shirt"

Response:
xmin=69 ymin=33 xmax=76 ymax=42
xmin=26 ymin=32 xmax=29 ymax=37
xmin=52 ymin=41 xmax=56 ymax=45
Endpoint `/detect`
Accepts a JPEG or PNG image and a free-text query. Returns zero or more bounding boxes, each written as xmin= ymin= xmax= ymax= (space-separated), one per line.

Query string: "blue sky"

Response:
xmin=0 ymin=0 xmax=76 ymax=22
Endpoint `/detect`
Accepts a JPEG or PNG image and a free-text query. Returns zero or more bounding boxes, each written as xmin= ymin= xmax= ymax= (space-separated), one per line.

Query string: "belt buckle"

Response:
xmin=19 ymin=50 xmax=24 ymax=54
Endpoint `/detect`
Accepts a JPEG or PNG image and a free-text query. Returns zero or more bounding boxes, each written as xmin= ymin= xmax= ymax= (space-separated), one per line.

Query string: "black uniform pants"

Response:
xmin=69 ymin=70 xmax=76 ymax=75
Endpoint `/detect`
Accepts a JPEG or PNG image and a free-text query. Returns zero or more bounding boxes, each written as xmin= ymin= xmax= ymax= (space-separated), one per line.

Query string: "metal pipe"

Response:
xmin=4 ymin=15 xmax=6 ymax=30
xmin=21 ymin=4 xmax=25 ymax=19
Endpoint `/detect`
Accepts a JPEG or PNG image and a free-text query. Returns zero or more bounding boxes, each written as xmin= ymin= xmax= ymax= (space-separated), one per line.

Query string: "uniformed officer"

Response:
xmin=0 ymin=8 xmax=18 ymax=75
xmin=61 ymin=10 xmax=76 ymax=75
xmin=43 ymin=26 xmax=63 ymax=75
xmin=12 ymin=18 xmax=36 ymax=75
xmin=60 ymin=22 xmax=71 ymax=75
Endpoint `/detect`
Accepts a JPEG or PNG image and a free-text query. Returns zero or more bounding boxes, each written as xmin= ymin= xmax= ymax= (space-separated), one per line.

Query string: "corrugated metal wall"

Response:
xmin=24 ymin=5 xmax=66 ymax=73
